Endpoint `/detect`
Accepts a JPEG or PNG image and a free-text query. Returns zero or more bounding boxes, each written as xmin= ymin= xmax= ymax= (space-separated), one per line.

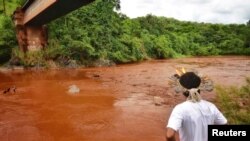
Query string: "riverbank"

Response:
xmin=1 ymin=55 xmax=249 ymax=70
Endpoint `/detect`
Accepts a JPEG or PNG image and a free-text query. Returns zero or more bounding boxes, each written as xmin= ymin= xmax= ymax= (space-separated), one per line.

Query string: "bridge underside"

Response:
xmin=24 ymin=0 xmax=94 ymax=26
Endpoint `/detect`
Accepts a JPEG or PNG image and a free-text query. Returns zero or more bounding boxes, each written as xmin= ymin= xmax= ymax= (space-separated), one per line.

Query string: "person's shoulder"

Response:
xmin=200 ymin=100 xmax=214 ymax=104
xmin=173 ymin=101 xmax=190 ymax=110
xmin=200 ymin=100 xmax=217 ymax=108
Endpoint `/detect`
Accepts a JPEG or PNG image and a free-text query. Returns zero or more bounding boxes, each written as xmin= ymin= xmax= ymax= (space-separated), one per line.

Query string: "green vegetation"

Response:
xmin=215 ymin=78 xmax=250 ymax=124
xmin=0 ymin=0 xmax=24 ymax=64
xmin=0 ymin=0 xmax=25 ymax=15
xmin=0 ymin=0 xmax=250 ymax=66
xmin=0 ymin=15 xmax=16 ymax=64
xmin=10 ymin=48 xmax=46 ymax=67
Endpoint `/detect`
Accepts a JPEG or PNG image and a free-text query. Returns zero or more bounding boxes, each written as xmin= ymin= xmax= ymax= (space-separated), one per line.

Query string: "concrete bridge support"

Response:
xmin=13 ymin=8 xmax=47 ymax=52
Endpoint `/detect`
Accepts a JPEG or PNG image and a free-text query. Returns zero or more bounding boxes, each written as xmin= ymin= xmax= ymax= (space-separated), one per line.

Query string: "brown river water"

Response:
xmin=0 ymin=56 xmax=249 ymax=141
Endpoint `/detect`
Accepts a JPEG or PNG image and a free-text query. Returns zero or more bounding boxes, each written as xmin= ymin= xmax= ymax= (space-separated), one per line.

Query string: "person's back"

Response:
xmin=167 ymin=100 xmax=227 ymax=141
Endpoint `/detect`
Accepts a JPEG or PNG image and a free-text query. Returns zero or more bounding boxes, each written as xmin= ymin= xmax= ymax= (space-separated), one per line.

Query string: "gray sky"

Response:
xmin=119 ymin=0 xmax=250 ymax=24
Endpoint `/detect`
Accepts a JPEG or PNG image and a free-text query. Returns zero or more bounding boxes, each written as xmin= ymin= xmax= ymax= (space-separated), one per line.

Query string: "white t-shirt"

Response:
xmin=167 ymin=100 xmax=227 ymax=141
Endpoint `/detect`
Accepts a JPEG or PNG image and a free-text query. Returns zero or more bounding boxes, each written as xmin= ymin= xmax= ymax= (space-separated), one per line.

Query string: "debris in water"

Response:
xmin=2 ymin=86 xmax=16 ymax=94
xmin=93 ymin=74 xmax=100 ymax=78
xmin=3 ymin=88 xmax=10 ymax=94
xmin=68 ymin=85 xmax=80 ymax=94
xmin=154 ymin=96 xmax=165 ymax=106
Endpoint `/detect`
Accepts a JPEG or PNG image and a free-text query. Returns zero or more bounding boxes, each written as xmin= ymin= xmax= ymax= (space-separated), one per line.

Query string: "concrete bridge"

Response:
xmin=13 ymin=0 xmax=95 ymax=52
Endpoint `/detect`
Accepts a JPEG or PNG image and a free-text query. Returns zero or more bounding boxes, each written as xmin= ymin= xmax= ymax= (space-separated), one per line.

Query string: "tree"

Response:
xmin=1 ymin=0 xmax=6 ymax=15
xmin=0 ymin=15 xmax=17 ymax=63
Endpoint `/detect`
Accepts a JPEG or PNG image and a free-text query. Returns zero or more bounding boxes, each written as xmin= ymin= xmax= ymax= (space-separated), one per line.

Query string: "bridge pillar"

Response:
xmin=13 ymin=8 xmax=48 ymax=52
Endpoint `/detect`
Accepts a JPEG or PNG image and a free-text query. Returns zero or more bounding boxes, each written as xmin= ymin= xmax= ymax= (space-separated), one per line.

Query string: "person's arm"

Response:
xmin=213 ymin=104 xmax=227 ymax=125
xmin=166 ymin=105 xmax=182 ymax=141
xmin=166 ymin=127 xmax=176 ymax=141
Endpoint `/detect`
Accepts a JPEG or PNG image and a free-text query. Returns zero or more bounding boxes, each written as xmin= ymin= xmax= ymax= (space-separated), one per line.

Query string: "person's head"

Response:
xmin=179 ymin=72 xmax=201 ymax=97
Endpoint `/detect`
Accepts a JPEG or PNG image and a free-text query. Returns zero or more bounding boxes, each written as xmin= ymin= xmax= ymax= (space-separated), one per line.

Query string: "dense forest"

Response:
xmin=0 ymin=0 xmax=250 ymax=66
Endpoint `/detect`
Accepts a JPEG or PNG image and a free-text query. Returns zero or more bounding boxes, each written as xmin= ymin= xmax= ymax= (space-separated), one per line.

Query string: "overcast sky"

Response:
xmin=119 ymin=0 xmax=250 ymax=24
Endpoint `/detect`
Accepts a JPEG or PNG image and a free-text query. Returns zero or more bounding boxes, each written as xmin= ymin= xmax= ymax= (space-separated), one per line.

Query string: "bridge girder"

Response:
xmin=23 ymin=0 xmax=94 ymax=26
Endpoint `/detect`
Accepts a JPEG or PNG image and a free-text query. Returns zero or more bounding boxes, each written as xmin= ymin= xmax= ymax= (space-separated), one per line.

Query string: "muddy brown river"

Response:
xmin=0 ymin=56 xmax=249 ymax=141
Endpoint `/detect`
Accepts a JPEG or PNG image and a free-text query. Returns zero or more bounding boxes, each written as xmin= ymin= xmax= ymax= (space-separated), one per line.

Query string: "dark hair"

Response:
xmin=179 ymin=72 xmax=201 ymax=89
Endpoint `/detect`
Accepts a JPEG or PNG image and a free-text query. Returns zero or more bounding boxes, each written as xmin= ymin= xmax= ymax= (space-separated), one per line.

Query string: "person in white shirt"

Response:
xmin=166 ymin=72 xmax=227 ymax=141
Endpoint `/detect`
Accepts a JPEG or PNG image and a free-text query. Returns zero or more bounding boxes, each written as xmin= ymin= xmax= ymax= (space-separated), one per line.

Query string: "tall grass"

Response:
xmin=215 ymin=77 xmax=250 ymax=124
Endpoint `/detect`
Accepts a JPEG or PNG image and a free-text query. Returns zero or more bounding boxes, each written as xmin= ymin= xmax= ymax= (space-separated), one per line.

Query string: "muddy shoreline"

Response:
xmin=0 ymin=56 xmax=249 ymax=141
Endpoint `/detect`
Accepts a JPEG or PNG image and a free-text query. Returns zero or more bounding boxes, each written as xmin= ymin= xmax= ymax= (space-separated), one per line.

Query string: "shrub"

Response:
xmin=215 ymin=77 xmax=250 ymax=124
xmin=11 ymin=48 xmax=46 ymax=67
xmin=43 ymin=39 xmax=69 ymax=60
